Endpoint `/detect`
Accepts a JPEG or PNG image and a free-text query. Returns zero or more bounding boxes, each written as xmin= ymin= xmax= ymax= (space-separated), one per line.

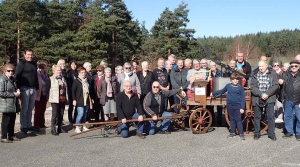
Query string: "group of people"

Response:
xmin=1 ymin=48 xmax=300 ymax=142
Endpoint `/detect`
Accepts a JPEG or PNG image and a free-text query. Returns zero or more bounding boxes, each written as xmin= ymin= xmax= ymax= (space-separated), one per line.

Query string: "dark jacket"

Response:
xmin=153 ymin=68 xmax=169 ymax=87
xmin=236 ymin=60 xmax=252 ymax=80
xmin=170 ymin=67 xmax=189 ymax=90
xmin=97 ymin=76 xmax=119 ymax=106
xmin=136 ymin=71 xmax=155 ymax=96
xmin=250 ymin=68 xmax=279 ymax=106
xmin=14 ymin=59 xmax=39 ymax=89
xmin=116 ymin=91 xmax=143 ymax=120
xmin=0 ymin=74 xmax=17 ymax=113
xmin=143 ymin=89 xmax=180 ymax=116
xmin=72 ymin=78 xmax=90 ymax=107
xmin=280 ymin=71 xmax=300 ymax=104
xmin=211 ymin=69 xmax=223 ymax=77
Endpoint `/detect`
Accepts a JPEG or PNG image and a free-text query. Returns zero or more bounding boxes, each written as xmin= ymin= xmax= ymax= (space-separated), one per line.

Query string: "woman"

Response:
xmin=115 ymin=65 xmax=123 ymax=77
xmin=136 ymin=61 xmax=154 ymax=104
xmin=67 ymin=60 xmax=78 ymax=124
xmin=118 ymin=62 xmax=141 ymax=97
xmin=131 ymin=60 xmax=139 ymax=73
xmin=0 ymin=63 xmax=21 ymax=143
xmin=92 ymin=65 xmax=105 ymax=122
xmin=48 ymin=65 xmax=68 ymax=136
xmin=72 ymin=67 xmax=91 ymax=133
xmin=34 ymin=60 xmax=50 ymax=130
xmin=98 ymin=67 xmax=119 ymax=121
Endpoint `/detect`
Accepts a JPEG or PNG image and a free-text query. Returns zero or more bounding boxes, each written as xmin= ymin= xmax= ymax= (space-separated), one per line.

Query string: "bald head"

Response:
xmin=259 ymin=55 xmax=267 ymax=62
xmin=295 ymin=54 xmax=300 ymax=62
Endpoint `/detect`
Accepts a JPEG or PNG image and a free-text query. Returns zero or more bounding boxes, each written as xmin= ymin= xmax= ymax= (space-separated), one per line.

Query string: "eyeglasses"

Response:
xmin=6 ymin=70 xmax=15 ymax=73
xmin=290 ymin=65 xmax=299 ymax=68
xmin=97 ymin=70 xmax=103 ymax=72
xmin=125 ymin=67 xmax=131 ymax=69
xmin=273 ymin=65 xmax=279 ymax=67
xmin=152 ymin=86 xmax=160 ymax=89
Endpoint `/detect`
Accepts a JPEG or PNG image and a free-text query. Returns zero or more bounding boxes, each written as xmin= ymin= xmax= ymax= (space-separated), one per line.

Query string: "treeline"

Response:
xmin=0 ymin=0 xmax=299 ymax=68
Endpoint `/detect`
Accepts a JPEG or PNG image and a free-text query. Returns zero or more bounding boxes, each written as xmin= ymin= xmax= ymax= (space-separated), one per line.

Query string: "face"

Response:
xmin=5 ymin=67 xmax=15 ymax=78
xmin=210 ymin=62 xmax=216 ymax=71
xmin=58 ymin=61 xmax=66 ymax=69
xmin=169 ymin=57 xmax=175 ymax=65
xmin=258 ymin=62 xmax=267 ymax=74
xmin=55 ymin=67 xmax=62 ymax=76
xmin=116 ymin=69 xmax=122 ymax=75
xmin=290 ymin=63 xmax=299 ymax=74
xmin=229 ymin=61 xmax=236 ymax=69
xmin=85 ymin=65 xmax=92 ymax=72
xmin=231 ymin=79 xmax=239 ymax=85
xmin=273 ymin=63 xmax=280 ymax=70
xmin=79 ymin=70 xmax=87 ymax=78
xmin=260 ymin=56 xmax=267 ymax=62
xmin=200 ymin=61 xmax=207 ymax=68
xmin=71 ymin=62 xmax=77 ymax=70
xmin=104 ymin=70 xmax=111 ymax=78
xmin=237 ymin=53 xmax=244 ymax=63
xmin=124 ymin=65 xmax=131 ymax=73
xmin=193 ymin=61 xmax=200 ymax=70
xmin=152 ymin=82 xmax=160 ymax=94
xmin=24 ymin=51 xmax=34 ymax=61
xmin=157 ymin=59 xmax=164 ymax=69
xmin=132 ymin=62 xmax=137 ymax=69
xmin=165 ymin=61 xmax=172 ymax=70
xmin=97 ymin=69 xmax=104 ymax=76
xmin=282 ymin=66 xmax=289 ymax=72
xmin=177 ymin=60 xmax=184 ymax=69
xmin=123 ymin=82 xmax=132 ymax=93
xmin=42 ymin=65 xmax=48 ymax=72
xmin=185 ymin=61 xmax=191 ymax=69
xmin=142 ymin=64 xmax=149 ymax=71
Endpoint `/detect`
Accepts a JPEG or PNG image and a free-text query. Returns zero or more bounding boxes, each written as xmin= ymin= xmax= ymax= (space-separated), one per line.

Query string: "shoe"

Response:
xmin=75 ymin=126 xmax=81 ymax=133
xmin=136 ymin=133 xmax=146 ymax=139
xmin=296 ymin=135 xmax=300 ymax=141
xmin=239 ymin=134 xmax=245 ymax=140
xmin=29 ymin=127 xmax=40 ymax=132
xmin=158 ymin=130 xmax=171 ymax=134
xmin=282 ymin=133 xmax=293 ymax=139
xmin=254 ymin=134 xmax=260 ymax=140
xmin=57 ymin=128 xmax=67 ymax=133
xmin=268 ymin=135 xmax=277 ymax=141
xmin=21 ymin=128 xmax=28 ymax=133
xmin=82 ymin=126 xmax=89 ymax=131
xmin=1 ymin=139 xmax=13 ymax=143
xmin=51 ymin=130 xmax=59 ymax=136
xmin=8 ymin=136 xmax=21 ymax=141
xmin=227 ymin=133 xmax=236 ymax=138
xmin=275 ymin=118 xmax=284 ymax=123
xmin=39 ymin=125 xmax=47 ymax=128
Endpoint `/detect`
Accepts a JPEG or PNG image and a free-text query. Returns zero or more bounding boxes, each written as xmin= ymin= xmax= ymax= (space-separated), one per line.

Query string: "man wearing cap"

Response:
xmin=279 ymin=60 xmax=300 ymax=141
xmin=250 ymin=60 xmax=278 ymax=141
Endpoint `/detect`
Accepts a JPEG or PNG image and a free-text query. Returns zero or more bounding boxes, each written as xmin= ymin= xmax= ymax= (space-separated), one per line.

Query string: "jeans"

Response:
xmin=76 ymin=106 xmax=89 ymax=124
xmin=1 ymin=113 xmax=16 ymax=139
xmin=253 ymin=103 xmax=275 ymax=136
xmin=227 ymin=103 xmax=243 ymax=134
xmin=20 ymin=87 xmax=36 ymax=129
xmin=146 ymin=111 xmax=172 ymax=135
xmin=117 ymin=113 xmax=146 ymax=138
xmin=284 ymin=100 xmax=300 ymax=135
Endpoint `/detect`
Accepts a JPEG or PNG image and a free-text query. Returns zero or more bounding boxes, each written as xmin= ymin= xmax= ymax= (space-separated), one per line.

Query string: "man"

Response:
xmin=210 ymin=61 xmax=223 ymax=77
xmin=295 ymin=54 xmax=300 ymax=62
xmin=170 ymin=59 xmax=189 ymax=112
xmin=165 ymin=60 xmax=174 ymax=108
xmin=279 ymin=60 xmax=300 ymax=141
xmin=143 ymin=81 xmax=185 ymax=135
xmin=236 ymin=52 xmax=252 ymax=83
xmin=224 ymin=60 xmax=238 ymax=77
xmin=116 ymin=81 xmax=145 ymax=139
xmin=153 ymin=58 xmax=169 ymax=91
xmin=15 ymin=49 xmax=39 ymax=133
xmin=184 ymin=58 xmax=192 ymax=69
xmin=168 ymin=54 xmax=177 ymax=69
xmin=250 ymin=60 xmax=278 ymax=141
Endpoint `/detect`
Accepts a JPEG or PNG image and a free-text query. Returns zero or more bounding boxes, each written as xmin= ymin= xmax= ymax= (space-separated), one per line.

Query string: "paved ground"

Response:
xmin=1 ymin=125 xmax=300 ymax=167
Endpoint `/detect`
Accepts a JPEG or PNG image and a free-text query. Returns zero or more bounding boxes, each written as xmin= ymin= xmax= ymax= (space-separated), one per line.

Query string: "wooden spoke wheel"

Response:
xmin=189 ymin=108 xmax=212 ymax=134
xmin=225 ymin=109 xmax=268 ymax=136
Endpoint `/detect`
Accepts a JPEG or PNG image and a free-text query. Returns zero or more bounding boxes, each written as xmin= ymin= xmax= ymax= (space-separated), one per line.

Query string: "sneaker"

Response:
xmin=296 ymin=135 xmax=300 ymax=141
xmin=136 ymin=133 xmax=146 ymax=139
xmin=254 ymin=134 xmax=260 ymax=140
xmin=275 ymin=118 xmax=284 ymax=123
xmin=75 ymin=127 xmax=81 ymax=133
xmin=1 ymin=139 xmax=13 ymax=143
xmin=158 ymin=130 xmax=171 ymax=134
xmin=82 ymin=126 xmax=89 ymax=131
xmin=227 ymin=133 xmax=236 ymax=138
xmin=239 ymin=134 xmax=245 ymax=140
xmin=268 ymin=135 xmax=277 ymax=141
xmin=282 ymin=133 xmax=293 ymax=139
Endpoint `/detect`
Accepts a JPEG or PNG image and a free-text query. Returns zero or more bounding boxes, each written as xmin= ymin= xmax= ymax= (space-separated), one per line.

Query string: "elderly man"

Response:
xmin=143 ymin=81 xmax=185 ymax=134
xmin=236 ymin=52 xmax=252 ymax=82
xmin=251 ymin=60 xmax=278 ymax=141
xmin=168 ymin=54 xmax=177 ymax=69
xmin=116 ymin=81 xmax=145 ymax=139
xmin=184 ymin=58 xmax=192 ymax=69
xmin=279 ymin=60 xmax=300 ymax=141
xmin=224 ymin=60 xmax=238 ymax=77
xmin=295 ymin=54 xmax=300 ymax=62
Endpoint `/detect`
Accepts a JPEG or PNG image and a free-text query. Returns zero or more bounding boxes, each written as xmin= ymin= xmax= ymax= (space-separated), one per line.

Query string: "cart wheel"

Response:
xmin=225 ymin=109 xmax=268 ymax=136
xmin=189 ymin=108 xmax=212 ymax=134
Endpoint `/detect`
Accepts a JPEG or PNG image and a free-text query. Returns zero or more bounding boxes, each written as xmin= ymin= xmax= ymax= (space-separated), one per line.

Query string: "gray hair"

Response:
xmin=57 ymin=59 xmax=65 ymax=65
xmin=193 ymin=59 xmax=200 ymax=64
xmin=100 ymin=60 xmax=107 ymax=66
xmin=200 ymin=58 xmax=207 ymax=63
xmin=123 ymin=62 xmax=132 ymax=69
xmin=104 ymin=67 xmax=111 ymax=73
xmin=272 ymin=60 xmax=281 ymax=66
xmin=283 ymin=62 xmax=290 ymax=68
xmin=83 ymin=62 xmax=91 ymax=68
xmin=115 ymin=65 xmax=123 ymax=72
xmin=168 ymin=54 xmax=176 ymax=60
xmin=165 ymin=60 xmax=171 ymax=65
xmin=141 ymin=61 xmax=148 ymax=67
xmin=184 ymin=58 xmax=192 ymax=65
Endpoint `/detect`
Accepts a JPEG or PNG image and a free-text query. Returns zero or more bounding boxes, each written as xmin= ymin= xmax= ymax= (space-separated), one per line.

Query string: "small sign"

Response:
xmin=195 ymin=87 xmax=206 ymax=95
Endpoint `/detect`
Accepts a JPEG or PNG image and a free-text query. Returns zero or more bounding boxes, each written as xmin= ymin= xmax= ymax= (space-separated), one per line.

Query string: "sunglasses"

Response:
xmin=273 ymin=65 xmax=279 ymax=67
xmin=125 ymin=67 xmax=131 ymax=69
xmin=152 ymin=86 xmax=160 ymax=89
xmin=290 ymin=65 xmax=299 ymax=68
xmin=7 ymin=70 xmax=15 ymax=73
xmin=97 ymin=70 xmax=103 ymax=72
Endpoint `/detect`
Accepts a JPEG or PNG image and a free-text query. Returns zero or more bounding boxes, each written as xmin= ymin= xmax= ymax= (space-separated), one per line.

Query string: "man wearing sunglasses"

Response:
xmin=279 ymin=60 xmax=300 ymax=141
xmin=143 ymin=81 xmax=186 ymax=135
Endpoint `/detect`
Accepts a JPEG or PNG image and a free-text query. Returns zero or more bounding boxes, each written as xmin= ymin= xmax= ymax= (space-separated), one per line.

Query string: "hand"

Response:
xmin=138 ymin=115 xmax=143 ymax=122
xmin=278 ymin=79 xmax=284 ymax=85
xmin=189 ymin=76 xmax=195 ymax=84
xmin=73 ymin=100 xmax=76 ymax=106
xmin=121 ymin=118 xmax=127 ymax=124
xmin=152 ymin=114 xmax=157 ymax=121
xmin=261 ymin=93 xmax=268 ymax=100
xmin=181 ymin=91 xmax=186 ymax=97
xmin=138 ymin=94 xmax=140 ymax=99
xmin=91 ymin=99 xmax=94 ymax=104
xmin=240 ymin=109 xmax=244 ymax=114
xmin=195 ymin=76 xmax=205 ymax=80
xmin=180 ymin=86 xmax=183 ymax=90
xmin=13 ymin=92 xmax=20 ymax=97
xmin=210 ymin=92 xmax=213 ymax=97
xmin=166 ymin=85 xmax=169 ymax=90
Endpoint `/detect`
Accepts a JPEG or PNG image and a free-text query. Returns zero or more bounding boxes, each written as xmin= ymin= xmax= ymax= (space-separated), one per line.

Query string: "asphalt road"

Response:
xmin=1 ymin=126 xmax=299 ymax=167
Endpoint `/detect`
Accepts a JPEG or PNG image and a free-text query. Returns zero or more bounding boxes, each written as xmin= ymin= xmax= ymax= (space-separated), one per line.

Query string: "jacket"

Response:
xmin=48 ymin=75 xmax=68 ymax=104
xmin=35 ymin=70 xmax=50 ymax=101
xmin=14 ymin=59 xmax=39 ymax=89
xmin=116 ymin=91 xmax=143 ymax=120
xmin=136 ymin=70 xmax=155 ymax=95
xmin=97 ymin=76 xmax=119 ymax=106
xmin=280 ymin=71 xmax=300 ymax=104
xmin=118 ymin=72 xmax=141 ymax=94
xmin=236 ymin=60 xmax=252 ymax=80
xmin=250 ymin=68 xmax=278 ymax=106
xmin=72 ymin=78 xmax=91 ymax=107
xmin=0 ymin=74 xmax=17 ymax=113
xmin=170 ymin=67 xmax=189 ymax=90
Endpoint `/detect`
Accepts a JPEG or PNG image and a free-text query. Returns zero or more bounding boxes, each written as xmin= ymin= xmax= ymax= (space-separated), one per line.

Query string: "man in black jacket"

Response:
xmin=15 ymin=49 xmax=39 ymax=133
xmin=116 ymin=81 xmax=145 ymax=139
xmin=143 ymin=81 xmax=185 ymax=135
xmin=236 ymin=52 xmax=252 ymax=86
xmin=279 ymin=60 xmax=300 ymax=141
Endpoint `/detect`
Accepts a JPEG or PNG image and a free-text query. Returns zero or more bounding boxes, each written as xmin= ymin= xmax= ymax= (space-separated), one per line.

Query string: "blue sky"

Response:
xmin=124 ymin=0 xmax=300 ymax=37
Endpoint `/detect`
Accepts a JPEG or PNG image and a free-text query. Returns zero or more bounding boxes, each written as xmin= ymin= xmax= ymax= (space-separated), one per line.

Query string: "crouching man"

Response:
xmin=143 ymin=81 xmax=186 ymax=135
xmin=116 ymin=81 xmax=145 ymax=139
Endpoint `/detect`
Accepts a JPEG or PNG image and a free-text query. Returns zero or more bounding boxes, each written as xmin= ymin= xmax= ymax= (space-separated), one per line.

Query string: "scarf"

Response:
xmin=105 ymin=77 xmax=113 ymax=97
xmin=124 ymin=71 xmax=132 ymax=81
xmin=79 ymin=76 xmax=89 ymax=106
